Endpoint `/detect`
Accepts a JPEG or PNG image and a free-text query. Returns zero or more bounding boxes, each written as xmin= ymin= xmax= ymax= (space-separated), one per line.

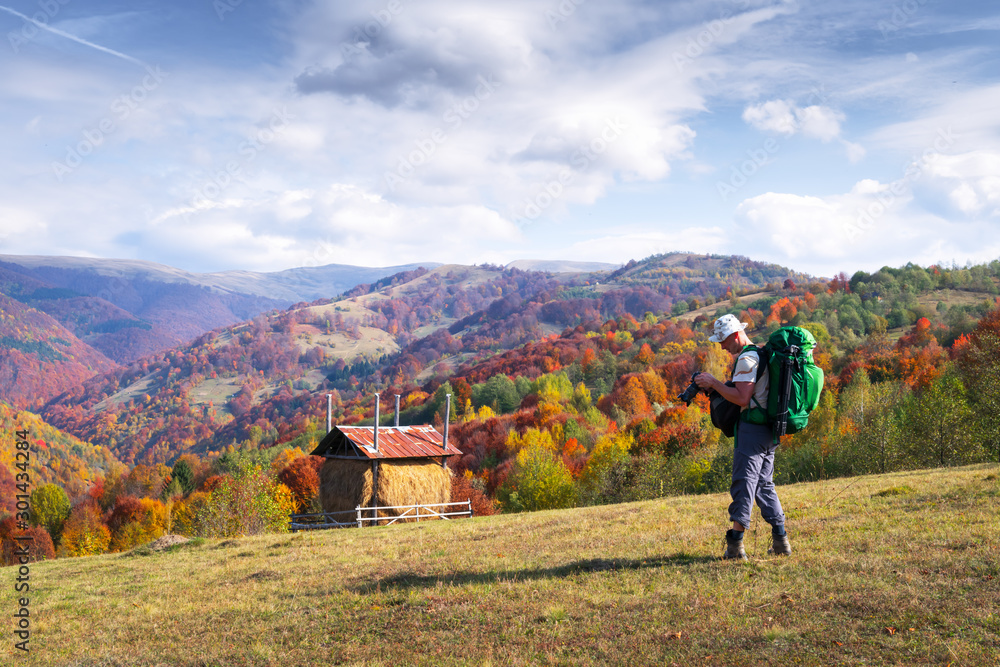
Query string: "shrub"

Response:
xmin=108 ymin=497 xmax=167 ymax=552
xmin=450 ymin=471 xmax=497 ymax=517
xmin=170 ymin=491 xmax=210 ymax=536
xmin=278 ymin=456 xmax=322 ymax=513
xmin=578 ymin=431 xmax=634 ymax=504
xmin=196 ymin=466 xmax=297 ymax=538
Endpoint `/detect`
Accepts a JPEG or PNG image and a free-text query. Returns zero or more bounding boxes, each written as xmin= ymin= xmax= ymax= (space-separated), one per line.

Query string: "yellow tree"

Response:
xmin=60 ymin=504 xmax=111 ymax=557
xmin=497 ymin=440 xmax=577 ymax=512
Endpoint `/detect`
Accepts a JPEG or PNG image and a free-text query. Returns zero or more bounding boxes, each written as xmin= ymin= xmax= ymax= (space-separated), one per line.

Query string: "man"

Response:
xmin=694 ymin=314 xmax=791 ymax=560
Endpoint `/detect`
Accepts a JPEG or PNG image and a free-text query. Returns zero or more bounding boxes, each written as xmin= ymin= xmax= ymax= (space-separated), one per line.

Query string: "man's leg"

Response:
xmin=725 ymin=422 xmax=766 ymax=560
xmin=754 ymin=444 xmax=791 ymax=555
xmin=754 ymin=444 xmax=784 ymax=528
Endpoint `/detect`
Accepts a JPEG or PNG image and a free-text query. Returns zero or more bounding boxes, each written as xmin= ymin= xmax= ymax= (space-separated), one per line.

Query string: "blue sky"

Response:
xmin=1 ymin=0 xmax=998 ymax=278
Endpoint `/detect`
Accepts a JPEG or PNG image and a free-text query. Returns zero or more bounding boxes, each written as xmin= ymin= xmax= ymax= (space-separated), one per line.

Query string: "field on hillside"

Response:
xmin=5 ymin=465 xmax=998 ymax=666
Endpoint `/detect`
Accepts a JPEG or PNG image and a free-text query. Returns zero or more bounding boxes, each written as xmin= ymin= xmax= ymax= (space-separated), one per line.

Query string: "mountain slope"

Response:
xmin=37 ymin=256 xmax=812 ymax=465
xmin=0 ymin=293 xmax=117 ymax=408
xmin=0 ymin=256 xmax=439 ymax=363
xmin=0 ymin=404 xmax=120 ymax=504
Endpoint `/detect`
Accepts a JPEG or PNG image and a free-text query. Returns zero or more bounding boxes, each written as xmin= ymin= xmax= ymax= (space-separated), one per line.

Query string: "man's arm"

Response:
xmin=693 ymin=374 xmax=754 ymax=407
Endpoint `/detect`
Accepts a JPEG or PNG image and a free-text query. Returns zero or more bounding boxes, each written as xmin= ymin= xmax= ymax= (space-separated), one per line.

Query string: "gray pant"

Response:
xmin=729 ymin=420 xmax=785 ymax=529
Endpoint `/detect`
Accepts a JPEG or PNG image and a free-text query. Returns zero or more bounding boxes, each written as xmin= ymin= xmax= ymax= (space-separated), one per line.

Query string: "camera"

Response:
xmin=677 ymin=372 xmax=702 ymax=406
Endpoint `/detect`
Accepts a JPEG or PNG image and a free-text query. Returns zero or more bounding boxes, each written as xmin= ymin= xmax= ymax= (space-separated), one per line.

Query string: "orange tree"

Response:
xmin=60 ymin=502 xmax=111 ymax=557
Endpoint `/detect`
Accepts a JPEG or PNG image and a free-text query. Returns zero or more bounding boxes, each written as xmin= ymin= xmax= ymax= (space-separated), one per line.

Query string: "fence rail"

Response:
xmin=288 ymin=510 xmax=359 ymax=532
xmin=290 ymin=500 xmax=472 ymax=532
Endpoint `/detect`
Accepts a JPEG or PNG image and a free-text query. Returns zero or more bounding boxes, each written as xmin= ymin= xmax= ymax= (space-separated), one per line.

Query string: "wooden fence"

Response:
xmin=289 ymin=500 xmax=473 ymax=532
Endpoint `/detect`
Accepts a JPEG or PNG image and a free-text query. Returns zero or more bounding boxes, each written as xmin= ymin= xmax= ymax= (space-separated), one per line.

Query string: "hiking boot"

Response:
xmin=768 ymin=533 xmax=792 ymax=556
xmin=723 ymin=532 xmax=747 ymax=561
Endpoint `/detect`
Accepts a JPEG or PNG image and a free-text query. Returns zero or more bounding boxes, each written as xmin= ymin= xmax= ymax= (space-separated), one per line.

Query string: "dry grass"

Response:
xmin=4 ymin=463 xmax=998 ymax=666
xmin=319 ymin=460 xmax=451 ymax=522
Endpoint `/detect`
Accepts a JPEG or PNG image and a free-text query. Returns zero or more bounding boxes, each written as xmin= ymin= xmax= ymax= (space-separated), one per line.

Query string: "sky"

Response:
xmin=0 ymin=0 xmax=998 ymax=278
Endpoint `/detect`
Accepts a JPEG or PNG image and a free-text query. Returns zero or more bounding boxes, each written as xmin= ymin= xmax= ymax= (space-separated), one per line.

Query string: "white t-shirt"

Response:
xmin=732 ymin=349 xmax=769 ymax=412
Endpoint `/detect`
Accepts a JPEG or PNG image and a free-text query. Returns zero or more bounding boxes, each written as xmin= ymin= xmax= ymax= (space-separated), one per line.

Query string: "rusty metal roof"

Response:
xmin=310 ymin=425 xmax=462 ymax=460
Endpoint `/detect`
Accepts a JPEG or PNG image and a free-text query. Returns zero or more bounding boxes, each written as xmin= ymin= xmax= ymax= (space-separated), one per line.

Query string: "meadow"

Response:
xmin=5 ymin=463 xmax=998 ymax=666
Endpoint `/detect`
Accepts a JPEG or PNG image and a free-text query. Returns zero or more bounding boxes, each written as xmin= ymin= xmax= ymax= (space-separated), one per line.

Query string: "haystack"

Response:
xmin=319 ymin=459 xmax=452 ymax=521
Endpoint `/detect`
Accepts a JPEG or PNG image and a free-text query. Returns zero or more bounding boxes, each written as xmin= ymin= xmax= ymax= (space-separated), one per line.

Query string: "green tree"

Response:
xmin=905 ymin=369 xmax=980 ymax=467
xmin=579 ymin=431 xmax=634 ymax=503
xmin=30 ymin=483 xmax=71 ymax=546
xmin=957 ymin=309 xmax=1000 ymax=463
xmin=171 ymin=459 xmax=196 ymax=495
xmin=472 ymin=374 xmax=519 ymax=413
xmin=571 ymin=382 xmax=592 ymax=413
xmin=852 ymin=382 xmax=907 ymax=474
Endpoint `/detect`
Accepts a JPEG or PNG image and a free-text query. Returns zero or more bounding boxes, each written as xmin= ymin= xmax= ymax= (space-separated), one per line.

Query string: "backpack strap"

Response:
xmin=732 ymin=344 xmax=769 ymax=425
xmin=731 ymin=344 xmax=767 ymax=384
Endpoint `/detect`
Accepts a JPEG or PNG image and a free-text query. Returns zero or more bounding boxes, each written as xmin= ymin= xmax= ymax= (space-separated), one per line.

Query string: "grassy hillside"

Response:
xmin=6 ymin=464 xmax=997 ymax=666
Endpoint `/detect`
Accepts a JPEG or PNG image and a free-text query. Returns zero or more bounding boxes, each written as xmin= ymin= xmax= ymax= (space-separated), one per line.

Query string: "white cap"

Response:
xmin=709 ymin=313 xmax=748 ymax=343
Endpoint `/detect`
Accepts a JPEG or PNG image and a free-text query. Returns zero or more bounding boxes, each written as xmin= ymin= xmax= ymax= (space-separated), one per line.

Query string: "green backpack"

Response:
xmin=742 ymin=326 xmax=825 ymax=437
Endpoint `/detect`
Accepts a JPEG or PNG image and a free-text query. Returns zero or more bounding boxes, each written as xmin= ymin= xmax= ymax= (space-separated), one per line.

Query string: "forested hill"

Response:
xmin=0 ymin=290 xmax=117 ymax=409
xmin=35 ymin=253 xmax=810 ymax=466
xmin=32 ymin=253 xmax=1000 ymax=474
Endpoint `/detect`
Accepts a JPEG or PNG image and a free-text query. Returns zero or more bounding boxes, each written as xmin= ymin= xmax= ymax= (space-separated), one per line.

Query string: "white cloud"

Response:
xmin=742 ymin=99 xmax=845 ymax=142
xmin=145 ymin=184 xmax=521 ymax=271
xmin=842 ymin=139 xmax=866 ymax=163
xmin=564 ymin=227 xmax=728 ymax=264
xmin=742 ymin=99 xmax=797 ymax=135
xmin=731 ymin=180 xmax=1000 ymax=277
xmin=2 ymin=0 xmax=1000 ymax=278
xmin=921 ymin=150 xmax=1000 ymax=216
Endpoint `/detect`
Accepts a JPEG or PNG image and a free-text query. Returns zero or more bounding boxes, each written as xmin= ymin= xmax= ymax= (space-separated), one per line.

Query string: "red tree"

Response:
xmin=278 ymin=457 xmax=321 ymax=512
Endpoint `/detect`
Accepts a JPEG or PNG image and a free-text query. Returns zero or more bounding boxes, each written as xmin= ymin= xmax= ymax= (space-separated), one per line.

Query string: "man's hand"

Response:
xmin=694 ymin=373 xmax=754 ymax=407
xmin=693 ymin=373 xmax=718 ymax=391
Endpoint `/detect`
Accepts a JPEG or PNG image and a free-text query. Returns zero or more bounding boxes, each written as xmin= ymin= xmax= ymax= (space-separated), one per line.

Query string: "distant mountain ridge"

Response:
xmin=0 ymin=255 xmax=440 ymax=363
xmin=0 ymin=255 xmax=441 ymax=303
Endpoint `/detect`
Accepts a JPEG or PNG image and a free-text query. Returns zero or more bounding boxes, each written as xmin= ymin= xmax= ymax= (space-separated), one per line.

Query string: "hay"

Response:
xmin=319 ymin=459 xmax=452 ymax=522
xmin=319 ymin=460 xmax=373 ymax=514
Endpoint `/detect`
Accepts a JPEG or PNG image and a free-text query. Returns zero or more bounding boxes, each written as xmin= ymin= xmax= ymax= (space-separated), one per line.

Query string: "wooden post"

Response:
xmin=442 ymin=394 xmax=451 ymax=468
xmin=371 ymin=460 xmax=379 ymax=527
xmin=416 ymin=503 xmax=420 ymax=523
xmin=373 ymin=393 xmax=379 ymax=453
